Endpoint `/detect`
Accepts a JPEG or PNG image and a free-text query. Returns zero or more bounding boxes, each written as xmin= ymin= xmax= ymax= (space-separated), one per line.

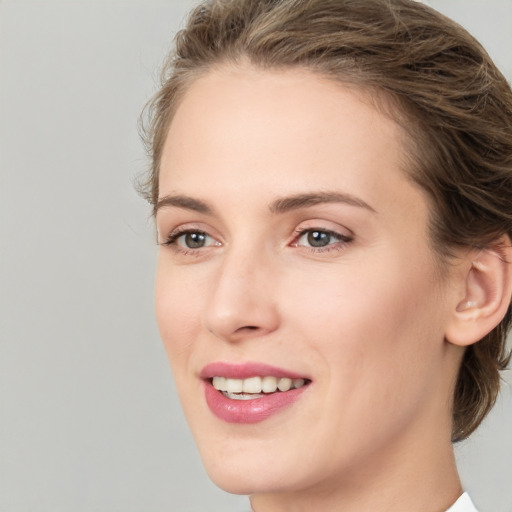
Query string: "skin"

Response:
xmin=155 ymin=64 xmax=467 ymax=511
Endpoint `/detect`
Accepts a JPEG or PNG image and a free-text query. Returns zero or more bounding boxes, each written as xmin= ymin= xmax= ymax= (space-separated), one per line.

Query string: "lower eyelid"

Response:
xmin=161 ymin=225 xmax=352 ymax=253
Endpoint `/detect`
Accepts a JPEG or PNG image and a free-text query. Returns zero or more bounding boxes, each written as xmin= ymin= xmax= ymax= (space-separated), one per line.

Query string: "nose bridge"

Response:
xmin=203 ymin=239 xmax=279 ymax=341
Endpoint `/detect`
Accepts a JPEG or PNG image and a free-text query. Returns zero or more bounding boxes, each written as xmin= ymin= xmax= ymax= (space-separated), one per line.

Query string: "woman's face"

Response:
xmin=155 ymin=65 xmax=460 ymax=495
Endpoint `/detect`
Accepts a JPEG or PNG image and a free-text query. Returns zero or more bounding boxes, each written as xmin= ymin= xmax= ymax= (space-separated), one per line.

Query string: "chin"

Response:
xmin=197 ymin=445 xmax=275 ymax=494
xmin=196 ymin=437 xmax=316 ymax=496
xmin=205 ymin=464 xmax=297 ymax=496
xmin=207 ymin=470 xmax=265 ymax=496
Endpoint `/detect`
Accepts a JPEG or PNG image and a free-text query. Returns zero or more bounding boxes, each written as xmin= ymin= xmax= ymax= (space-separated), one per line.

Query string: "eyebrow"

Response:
xmin=154 ymin=195 xmax=213 ymax=216
xmin=269 ymin=191 xmax=376 ymax=214
xmin=154 ymin=191 xmax=376 ymax=216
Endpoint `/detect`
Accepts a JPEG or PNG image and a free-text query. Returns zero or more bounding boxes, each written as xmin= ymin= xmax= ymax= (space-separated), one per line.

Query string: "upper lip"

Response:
xmin=200 ymin=361 xmax=310 ymax=380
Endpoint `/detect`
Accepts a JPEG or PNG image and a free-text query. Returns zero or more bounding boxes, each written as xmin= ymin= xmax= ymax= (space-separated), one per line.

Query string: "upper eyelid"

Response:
xmin=295 ymin=228 xmax=351 ymax=238
xmin=294 ymin=225 xmax=351 ymax=235
xmin=293 ymin=227 xmax=353 ymax=245
xmin=161 ymin=226 xmax=223 ymax=251
xmin=160 ymin=222 xmax=218 ymax=239
xmin=166 ymin=226 xmax=209 ymax=240
xmin=159 ymin=220 xmax=353 ymax=246
xmin=293 ymin=219 xmax=353 ymax=237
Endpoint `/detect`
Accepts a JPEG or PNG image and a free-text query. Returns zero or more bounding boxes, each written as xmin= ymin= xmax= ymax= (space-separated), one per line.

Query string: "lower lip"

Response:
xmin=203 ymin=380 xmax=309 ymax=424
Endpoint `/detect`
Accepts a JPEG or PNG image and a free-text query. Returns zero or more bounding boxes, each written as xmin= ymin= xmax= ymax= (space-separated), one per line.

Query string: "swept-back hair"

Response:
xmin=140 ymin=0 xmax=512 ymax=441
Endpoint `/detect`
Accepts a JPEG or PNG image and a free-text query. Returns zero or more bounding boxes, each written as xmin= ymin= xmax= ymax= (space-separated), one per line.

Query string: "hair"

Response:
xmin=139 ymin=0 xmax=512 ymax=442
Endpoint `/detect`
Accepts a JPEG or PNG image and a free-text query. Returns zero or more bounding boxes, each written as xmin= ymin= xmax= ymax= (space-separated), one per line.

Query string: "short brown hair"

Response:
xmin=140 ymin=0 xmax=512 ymax=441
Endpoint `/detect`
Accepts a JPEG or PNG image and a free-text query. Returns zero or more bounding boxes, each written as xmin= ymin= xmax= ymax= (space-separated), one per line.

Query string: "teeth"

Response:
xmin=293 ymin=378 xmax=305 ymax=388
xmin=226 ymin=378 xmax=243 ymax=393
xmin=277 ymin=377 xmax=292 ymax=391
xmin=212 ymin=376 xmax=307 ymax=394
xmin=242 ymin=376 xmax=262 ymax=393
xmin=261 ymin=376 xmax=277 ymax=393
xmin=224 ymin=391 xmax=264 ymax=400
xmin=212 ymin=376 xmax=227 ymax=391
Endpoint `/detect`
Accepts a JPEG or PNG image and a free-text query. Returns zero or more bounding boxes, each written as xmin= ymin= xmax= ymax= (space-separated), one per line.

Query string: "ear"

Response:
xmin=445 ymin=239 xmax=512 ymax=347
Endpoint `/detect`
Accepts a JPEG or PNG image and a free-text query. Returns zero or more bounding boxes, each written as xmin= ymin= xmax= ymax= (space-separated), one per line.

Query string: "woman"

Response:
xmin=140 ymin=0 xmax=512 ymax=510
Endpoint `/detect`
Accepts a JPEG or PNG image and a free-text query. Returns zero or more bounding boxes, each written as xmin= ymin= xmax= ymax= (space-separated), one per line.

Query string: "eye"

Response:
xmin=179 ymin=231 xmax=209 ymax=249
xmin=301 ymin=230 xmax=334 ymax=248
xmin=162 ymin=229 xmax=220 ymax=251
xmin=293 ymin=228 xmax=352 ymax=251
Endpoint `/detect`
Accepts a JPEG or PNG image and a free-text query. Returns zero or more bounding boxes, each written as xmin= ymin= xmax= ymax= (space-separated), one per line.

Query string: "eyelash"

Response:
xmin=292 ymin=227 xmax=353 ymax=253
xmin=161 ymin=228 xmax=216 ymax=254
xmin=160 ymin=227 xmax=353 ymax=255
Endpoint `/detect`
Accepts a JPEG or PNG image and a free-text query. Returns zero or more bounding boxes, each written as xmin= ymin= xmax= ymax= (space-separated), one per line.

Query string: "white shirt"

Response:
xmin=446 ymin=493 xmax=478 ymax=512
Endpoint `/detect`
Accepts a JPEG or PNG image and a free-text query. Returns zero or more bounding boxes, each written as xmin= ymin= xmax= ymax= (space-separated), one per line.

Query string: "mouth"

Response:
xmin=210 ymin=375 xmax=310 ymax=400
xmin=200 ymin=362 xmax=312 ymax=423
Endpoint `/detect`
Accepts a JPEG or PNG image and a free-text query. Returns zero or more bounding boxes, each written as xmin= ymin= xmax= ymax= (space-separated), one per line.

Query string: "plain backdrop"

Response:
xmin=0 ymin=1 xmax=511 ymax=511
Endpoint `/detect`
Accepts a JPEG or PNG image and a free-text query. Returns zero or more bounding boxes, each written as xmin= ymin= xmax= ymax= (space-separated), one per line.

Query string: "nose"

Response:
xmin=202 ymin=247 xmax=280 ymax=343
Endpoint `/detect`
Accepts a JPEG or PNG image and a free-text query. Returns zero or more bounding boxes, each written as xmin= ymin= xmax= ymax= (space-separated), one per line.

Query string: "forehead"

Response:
xmin=163 ymin=67 xmax=400 ymax=169
xmin=158 ymin=64 xmax=426 ymax=225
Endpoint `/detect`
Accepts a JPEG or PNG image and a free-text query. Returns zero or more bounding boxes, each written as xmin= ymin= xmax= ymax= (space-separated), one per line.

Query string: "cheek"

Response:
xmin=154 ymin=261 xmax=203 ymax=374
xmin=275 ymin=260 xmax=446 ymax=465
xmin=283 ymin=256 xmax=444 ymax=399
xmin=283 ymin=259 xmax=423 ymax=341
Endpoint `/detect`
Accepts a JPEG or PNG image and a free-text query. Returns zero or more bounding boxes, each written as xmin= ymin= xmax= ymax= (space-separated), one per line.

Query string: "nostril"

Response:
xmin=233 ymin=325 xmax=260 ymax=334
xmin=237 ymin=325 xmax=259 ymax=331
xmin=234 ymin=325 xmax=259 ymax=331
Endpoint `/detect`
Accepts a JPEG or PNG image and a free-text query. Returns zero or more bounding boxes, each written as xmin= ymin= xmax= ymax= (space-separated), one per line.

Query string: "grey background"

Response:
xmin=0 ymin=1 xmax=510 ymax=511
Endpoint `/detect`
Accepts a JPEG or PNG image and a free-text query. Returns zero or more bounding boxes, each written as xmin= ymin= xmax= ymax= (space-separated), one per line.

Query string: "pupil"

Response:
xmin=185 ymin=232 xmax=206 ymax=248
xmin=307 ymin=231 xmax=330 ymax=247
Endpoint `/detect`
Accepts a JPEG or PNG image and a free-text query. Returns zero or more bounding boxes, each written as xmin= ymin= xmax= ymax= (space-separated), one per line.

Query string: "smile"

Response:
xmin=212 ymin=375 xmax=307 ymax=399
xmin=201 ymin=363 xmax=311 ymax=423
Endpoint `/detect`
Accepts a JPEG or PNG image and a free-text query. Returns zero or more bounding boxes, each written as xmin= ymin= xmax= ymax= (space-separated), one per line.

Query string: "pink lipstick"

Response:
xmin=201 ymin=362 xmax=311 ymax=424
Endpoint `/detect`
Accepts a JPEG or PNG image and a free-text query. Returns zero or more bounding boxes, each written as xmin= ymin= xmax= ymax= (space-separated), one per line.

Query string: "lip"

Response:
xmin=200 ymin=361 xmax=311 ymax=424
xmin=200 ymin=361 xmax=309 ymax=380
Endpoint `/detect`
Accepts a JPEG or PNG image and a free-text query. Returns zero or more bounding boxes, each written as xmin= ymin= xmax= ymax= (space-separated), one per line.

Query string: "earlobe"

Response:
xmin=446 ymin=240 xmax=512 ymax=347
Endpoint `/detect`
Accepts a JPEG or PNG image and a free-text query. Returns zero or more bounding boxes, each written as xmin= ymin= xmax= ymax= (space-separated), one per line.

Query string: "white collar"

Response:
xmin=446 ymin=492 xmax=478 ymax=512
